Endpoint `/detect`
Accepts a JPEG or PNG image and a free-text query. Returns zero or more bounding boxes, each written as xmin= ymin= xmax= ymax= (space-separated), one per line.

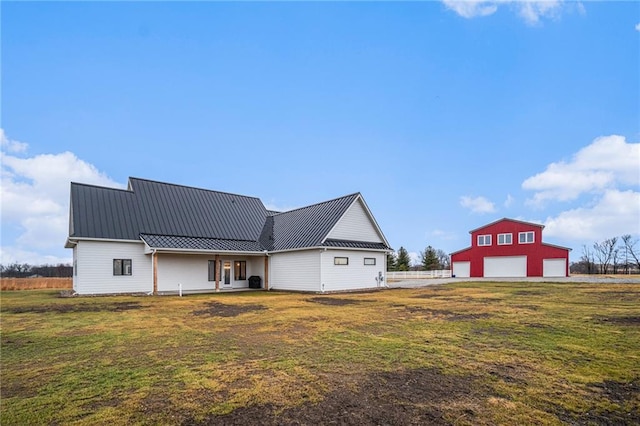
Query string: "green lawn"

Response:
xmin=1 ymin=282 xmax=639 ymax=425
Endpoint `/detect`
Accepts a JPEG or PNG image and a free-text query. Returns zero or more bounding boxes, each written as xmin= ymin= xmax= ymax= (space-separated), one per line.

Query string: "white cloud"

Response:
xmin=430 ymin=229 xmax=457 ymax=240
xmin=636 ymin=23 xmax=640 ymax=32
xmin=543 ymin=189 xmax=640 ymax=241
xmin=460 ymin=195 xmax=496 ymax=213
xmin=522 ymin=135 xmax=639 ymax=206
xmin=504 ymin=194 xmax=514 ymax=208
xmin=409 ymin=251 xmax=420 ymax=266
xmin=442 ymin=0 xmax=498 ymax=18
xmin=0 ymin=129 xmax=28 ymax=153
xmin=1 ymin=129 xmax=124 ymax=264
xmin=442 ymin=0 xmax=568 ymax=25
xmin=517 ymin=0 xmax=562 ymax=25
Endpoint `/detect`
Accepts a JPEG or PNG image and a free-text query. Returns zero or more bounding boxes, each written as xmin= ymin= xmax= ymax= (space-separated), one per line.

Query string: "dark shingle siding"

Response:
xmin=323 ymin=239 xmax=390 ymax=250
xmin=140 ymin=234 xmax=264 ymax=252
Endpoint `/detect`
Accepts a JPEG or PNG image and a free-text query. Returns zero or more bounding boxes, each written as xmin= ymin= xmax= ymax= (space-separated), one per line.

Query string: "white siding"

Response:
xmin=543 ymin=258 xmax=566 ymax=277
xmin=72 ymin=246 xmax=78 ymax=291
xmin=157 ymin=254 xmax=267 ymax=293
xmin=270 ymin=250 xmax=321 ymax=292
xmin=327 ymin=199 xmax=383 ymax=243
xmin=321 ymin=250 xmax=385 ymax=292
xmin=157 ymin=254 xmax=215 ymax=293
xmin=75 ymin=240 xmax=151 ymax=294
xmin=452 ymin=261 xmax=471 ymax=278
xmin=483 ymin=256 xmax=527 ymax=278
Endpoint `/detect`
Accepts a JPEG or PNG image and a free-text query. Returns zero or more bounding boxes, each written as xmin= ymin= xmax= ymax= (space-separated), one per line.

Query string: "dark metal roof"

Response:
xmin=269 ymin=193 xmax=359 ymax=251
xmin=69 ymin=178 xmax=268 ymax=241
xmin=68 ymin=178 xmax=388 ymax=253
xmin=322 ymin=239 xmax=390 ymax=250
xmin=140 ymin=234 xmax=264 ymax=252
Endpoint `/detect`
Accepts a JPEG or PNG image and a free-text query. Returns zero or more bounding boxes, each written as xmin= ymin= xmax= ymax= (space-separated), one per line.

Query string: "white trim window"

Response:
xmin=498 ymin=233 xmax=512 ymax=245
xmin=113 ymin=259 xmax=132 ymax=276
xmin=477 ymin=235 xmax=492 ymax=246
xmin=519 ymin=231 xmax=535 ymax=244
xmin=364 ymin=257 xmax=376 ymax=265
xmin=334 ymin=257 xmax=349 ymax=265
xmin=207 ymin=260 xmax=217 ymax=282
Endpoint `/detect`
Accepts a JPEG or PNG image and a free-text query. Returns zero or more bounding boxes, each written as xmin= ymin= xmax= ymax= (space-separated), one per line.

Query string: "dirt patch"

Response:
xmin=82 ymin=396 xmax=123 ymax=411
xmin=192 ymin=302 xmax=266 ymax=317
xmin=512 ymin=290 xmax=546 ymax=296
xmin=553 ymin=379 xmax=640 ymax=425
xmin=589 ymin=379 xmax=640 ymax=405
xmin=186 ymin=368 xmax=487 ymax=425
xmin=405 ymin=306 xmax=491 ymax=321
xmin=5 ymin=301 xmax=144 ymax=314
xmin=306 ymin=297 xmax=364 ymax=306
xmin=486 ymin=363 xmax=528 ymax=385
xmin=595 ymin=316 xmax=640 ymax=326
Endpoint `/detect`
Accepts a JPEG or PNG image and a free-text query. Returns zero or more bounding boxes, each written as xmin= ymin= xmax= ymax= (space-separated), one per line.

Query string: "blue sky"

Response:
xmin=1 ymin=1 xmax=639 ymax=265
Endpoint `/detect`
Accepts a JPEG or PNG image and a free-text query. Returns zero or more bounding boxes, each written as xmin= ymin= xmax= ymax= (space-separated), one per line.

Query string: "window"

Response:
xmin=208 ymin=260 xmax=217 ymax=281
xmin=498 ymin=233 xmax=512 ymax=245
xmin=477 ymin=235 xmax=492 ymax=246
xmin=364 ymin=258 xmax=376 ymax=265
xmin=519 ymin=231 xmax=535 ymax=244
xmin=113 ymin=259 xmax=132 ymax=276
xmin=234 ymin=261 xmax=246 ymax=280
xmin=334 ymin=257 xmax=349 ymax=265
xmin=74 ymin=260 xmax=77 ymax=276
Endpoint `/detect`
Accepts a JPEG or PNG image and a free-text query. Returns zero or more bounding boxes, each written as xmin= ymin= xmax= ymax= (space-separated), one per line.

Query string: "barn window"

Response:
xmin=519 ymin=231 xmax=535 ymax=244
xmin=234 ymin=261 xmax=246 ymax=280
xmin=208 ymin=260 xmax=217 ymax=281
xmin=498 ymin=233 xmax=512 ymax=245
xmin=364 ymin=258 xmax=376 ymax=265
xmin=334 ymin=257 xmax=349 ymax=265
xmin=113 ymin=259 xmax=132 ymax=276
xmin=477 ymin=235 xmax=492 ymax=246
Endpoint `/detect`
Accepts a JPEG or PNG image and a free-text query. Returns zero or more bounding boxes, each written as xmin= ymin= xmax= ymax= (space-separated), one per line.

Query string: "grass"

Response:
xmin=1 ymin=282 xmax=639 ymax=425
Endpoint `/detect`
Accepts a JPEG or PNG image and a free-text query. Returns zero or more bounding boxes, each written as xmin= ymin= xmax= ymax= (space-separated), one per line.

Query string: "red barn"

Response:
xmin=450 ymin=218 xmax=571 ymax=278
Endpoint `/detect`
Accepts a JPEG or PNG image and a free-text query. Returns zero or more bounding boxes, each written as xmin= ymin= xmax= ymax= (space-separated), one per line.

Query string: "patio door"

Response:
xmin=222 ymin=261 xmax=232 ymax=288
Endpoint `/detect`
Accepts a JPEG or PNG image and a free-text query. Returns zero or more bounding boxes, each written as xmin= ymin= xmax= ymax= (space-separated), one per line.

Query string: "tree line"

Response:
xmin=387 ymin=245 xmax=450 ymax=271
xmin=571 ymin=234 xmax=640 ymax=274
xmin=0 ymin=263 xmax=73 ymax=278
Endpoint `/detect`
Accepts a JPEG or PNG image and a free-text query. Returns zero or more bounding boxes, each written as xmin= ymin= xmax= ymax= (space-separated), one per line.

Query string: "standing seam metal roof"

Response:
xmin=69 ymin=178 xmax=389 ymax=252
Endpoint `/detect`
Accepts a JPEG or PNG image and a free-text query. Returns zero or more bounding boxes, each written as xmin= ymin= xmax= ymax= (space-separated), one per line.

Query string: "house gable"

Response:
xmin=326 ymin=197 xmax=384 ymax=244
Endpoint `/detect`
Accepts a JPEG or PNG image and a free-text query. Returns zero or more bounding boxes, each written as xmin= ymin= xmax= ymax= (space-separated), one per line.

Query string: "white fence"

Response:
xmin=387 ymin=270 xmax=452 ymax=280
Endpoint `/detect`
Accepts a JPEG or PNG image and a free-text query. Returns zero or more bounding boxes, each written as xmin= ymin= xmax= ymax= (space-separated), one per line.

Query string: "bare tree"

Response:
xmin=436 ymin=249 xmax=450 ymax=269
xmin=621 ymin=234 xmax=640 ymax=271
xmin=593 ymin=238 xmax=618 ymax=274
xmin=612 ymin=244 xmax=621 ymax=274
xmin=580 ymin=245 xmax=595 ymax=274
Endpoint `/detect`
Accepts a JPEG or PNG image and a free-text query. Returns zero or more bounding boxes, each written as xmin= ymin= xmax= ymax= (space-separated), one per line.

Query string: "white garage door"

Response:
xmin=483 ymin=256 xmax=527 ymax=277
xmin=452 ymin=261 xmax=470 ymax=278
xmin=543 ymin=259 xmax=566 ymax=277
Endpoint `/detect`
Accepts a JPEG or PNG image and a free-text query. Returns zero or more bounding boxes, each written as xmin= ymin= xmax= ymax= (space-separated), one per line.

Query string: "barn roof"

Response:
xmin=468 ymin=217 xmax=545 ymax=234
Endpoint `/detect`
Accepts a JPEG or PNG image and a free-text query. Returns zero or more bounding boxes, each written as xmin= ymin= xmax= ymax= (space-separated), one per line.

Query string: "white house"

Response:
xmin=65 ymin=177 xmax=391 ymax=295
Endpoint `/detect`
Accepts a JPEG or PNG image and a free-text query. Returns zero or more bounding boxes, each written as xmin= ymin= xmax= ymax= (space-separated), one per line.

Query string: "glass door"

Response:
xmin=223 ymin=261 xmax=232 ymax=288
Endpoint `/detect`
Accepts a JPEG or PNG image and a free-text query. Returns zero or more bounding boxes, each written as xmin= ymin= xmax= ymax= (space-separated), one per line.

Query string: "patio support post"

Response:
xmin=215 ymin=254 xmax=220 ymax=292
xmin=264 ymin=255 xmax=269 ymax=290
xmin=153 ymin=252 xmax=158 ymax=295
